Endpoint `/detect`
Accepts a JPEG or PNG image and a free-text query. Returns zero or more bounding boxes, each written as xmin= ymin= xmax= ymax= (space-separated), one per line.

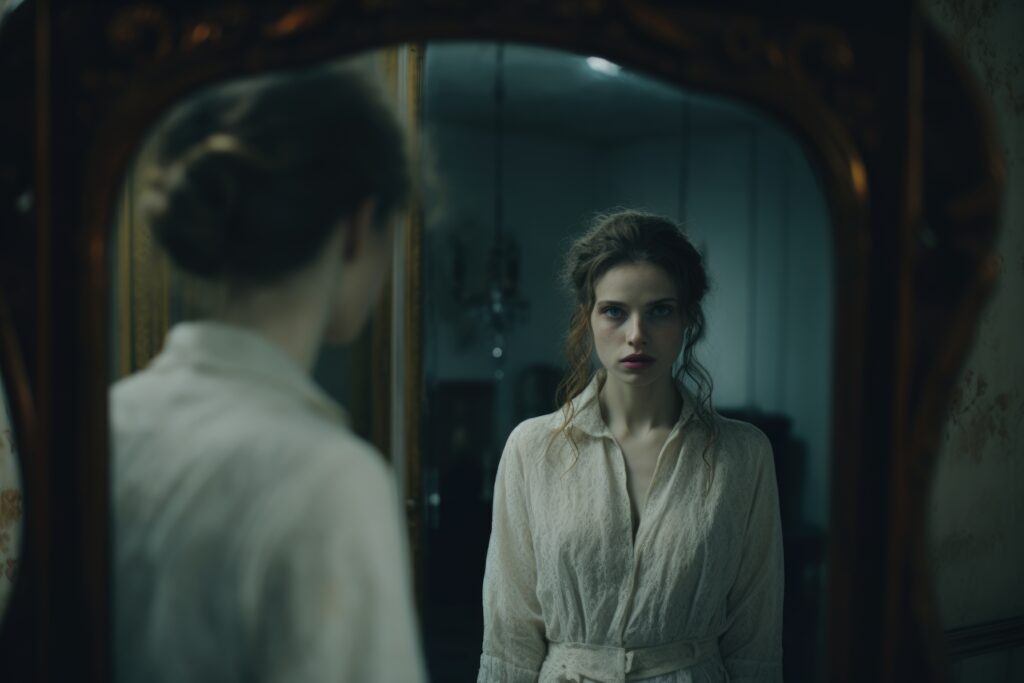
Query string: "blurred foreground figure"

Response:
xmin=110 ymin=66 xmax=425 ymax=682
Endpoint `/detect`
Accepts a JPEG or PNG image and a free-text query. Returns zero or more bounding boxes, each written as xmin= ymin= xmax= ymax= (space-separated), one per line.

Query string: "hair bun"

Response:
xmin=143 ymin=145 xmax=256 ymax=278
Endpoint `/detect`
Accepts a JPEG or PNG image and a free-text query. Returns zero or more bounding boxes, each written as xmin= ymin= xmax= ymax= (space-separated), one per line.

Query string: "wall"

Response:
xmin=926 ymin=0 xmax=1024 ymax=679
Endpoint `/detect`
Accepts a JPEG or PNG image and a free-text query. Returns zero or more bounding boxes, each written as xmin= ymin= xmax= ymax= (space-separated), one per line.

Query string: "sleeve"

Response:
xmin=260 ymin=449 xmax=427 ymax=683
xmin=478 ymin=428 xmax=547 ymax=683
xmin=719 ymin=428 xmax=785 ymax=683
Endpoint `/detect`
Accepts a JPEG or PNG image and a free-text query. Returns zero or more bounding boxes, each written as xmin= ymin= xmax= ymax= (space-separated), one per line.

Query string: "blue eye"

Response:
xmin=648 ymin=304 xmax=674 ymax=320
xmin=601 ymin=306 xmax=625 ymax=320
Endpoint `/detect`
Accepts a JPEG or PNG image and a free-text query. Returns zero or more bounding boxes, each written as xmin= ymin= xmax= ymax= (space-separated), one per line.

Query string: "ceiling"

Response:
xmin=423 ymin=41 xmax=768 ymax=142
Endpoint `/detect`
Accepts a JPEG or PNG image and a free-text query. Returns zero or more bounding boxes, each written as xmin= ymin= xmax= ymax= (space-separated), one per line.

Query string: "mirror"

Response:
xmin=0 ymin=1 xmax=1006 ymax=681
xmin=0 ymin=0 xmax=1007 ymax=679
xmin=0 ymin=364 xmax=22 ymax=624
xmin=418 ymin=42 xmax=833 ymax=682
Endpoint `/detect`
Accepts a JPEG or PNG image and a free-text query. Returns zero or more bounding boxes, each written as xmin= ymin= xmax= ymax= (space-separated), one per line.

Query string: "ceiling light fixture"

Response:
xmin=586 ymin=56 xmax=621 ymax=75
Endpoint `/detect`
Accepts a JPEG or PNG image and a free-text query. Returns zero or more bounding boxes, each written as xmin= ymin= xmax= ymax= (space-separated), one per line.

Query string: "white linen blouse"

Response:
xmin=478 ymin=372 xmax=784 ymax=683
xmin=111 ymin=322 xmax=425 ymax=683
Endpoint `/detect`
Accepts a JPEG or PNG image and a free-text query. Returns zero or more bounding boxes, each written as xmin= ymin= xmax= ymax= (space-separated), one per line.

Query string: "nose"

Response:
xmin=626 ymin=313 xmax=647 ymax=348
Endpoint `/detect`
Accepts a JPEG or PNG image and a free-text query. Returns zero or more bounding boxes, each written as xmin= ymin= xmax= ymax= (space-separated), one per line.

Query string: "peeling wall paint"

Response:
xmin=932 ymin=0 xmax=1024 ymax=162
xmin=927 ymin=0 xmax=1024 ymax=632
xmin=945 ymin=370 xmax=1022 ymax=464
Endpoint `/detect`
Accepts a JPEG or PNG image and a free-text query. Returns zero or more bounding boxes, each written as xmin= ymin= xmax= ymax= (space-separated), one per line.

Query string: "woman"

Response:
xmin=478 ymin=211 xmax=783 ymax=682
xmin=111 ymin=66 xmax=425 ymax=682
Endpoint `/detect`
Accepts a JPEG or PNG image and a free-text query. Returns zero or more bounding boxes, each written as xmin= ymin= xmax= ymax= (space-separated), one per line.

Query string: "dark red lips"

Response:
xmin=621 ymin=353 xmax=654 ymax=363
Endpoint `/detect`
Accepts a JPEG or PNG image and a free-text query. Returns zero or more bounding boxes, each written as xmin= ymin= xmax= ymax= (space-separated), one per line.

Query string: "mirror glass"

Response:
xmin=419 ymin=41 xmax=833 ymax=682
xmin=0 ymin=364 xmax=23 ymax=623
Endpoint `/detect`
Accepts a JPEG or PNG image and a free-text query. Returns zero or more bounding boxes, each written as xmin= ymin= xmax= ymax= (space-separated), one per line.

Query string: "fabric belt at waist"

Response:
xmin=545 ymin=637 xmax=719 ymax=682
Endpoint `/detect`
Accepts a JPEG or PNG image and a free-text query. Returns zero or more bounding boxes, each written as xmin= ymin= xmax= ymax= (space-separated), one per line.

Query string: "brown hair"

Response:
xmin=143 ymin=65 xmax=411 ymax=283
xmin=554 ymin=210 xmax=718 ymax=469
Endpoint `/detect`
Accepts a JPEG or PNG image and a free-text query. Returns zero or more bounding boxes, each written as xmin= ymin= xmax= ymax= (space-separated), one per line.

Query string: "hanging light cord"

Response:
xmin=494 ymin=42 xmax=505 ymax=245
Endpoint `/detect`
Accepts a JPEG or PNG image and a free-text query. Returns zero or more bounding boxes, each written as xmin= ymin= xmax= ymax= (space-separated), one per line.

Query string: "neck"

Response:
xmin=217 ymin=268 xmax=335 ymax=373
xmin=598 ymin=371 xmax=682 ymax=436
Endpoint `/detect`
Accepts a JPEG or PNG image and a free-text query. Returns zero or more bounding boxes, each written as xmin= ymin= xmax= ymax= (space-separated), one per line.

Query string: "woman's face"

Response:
xmin=590 ymin=261 xmax=685 ymax=388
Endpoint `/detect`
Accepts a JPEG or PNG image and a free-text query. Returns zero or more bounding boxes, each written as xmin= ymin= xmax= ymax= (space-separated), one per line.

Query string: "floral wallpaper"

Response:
xmin=0 ymin=368 xmax=22 ymax=619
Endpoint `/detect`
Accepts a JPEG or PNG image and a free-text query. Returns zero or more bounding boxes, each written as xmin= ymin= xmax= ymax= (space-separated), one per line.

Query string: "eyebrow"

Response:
xmin=596 ymin=298 xmax=678 ymax=307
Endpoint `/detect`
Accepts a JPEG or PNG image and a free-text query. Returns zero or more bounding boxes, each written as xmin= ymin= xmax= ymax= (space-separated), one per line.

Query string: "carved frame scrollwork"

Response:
xmin=0 ymin=2 xmax=1003 ymax=682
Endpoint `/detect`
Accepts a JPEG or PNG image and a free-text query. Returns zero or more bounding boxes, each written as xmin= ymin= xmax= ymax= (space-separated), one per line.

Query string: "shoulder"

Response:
xmin=114 ymin=359 xmax=341 ymax=443
xmin=298 ymin=437 xmax=395 ymax=525
xmin=714 ymin=415 xmax=772 ymax=453
xmin=499 ymin=410 xmax=570 ymax=473
xmin=109 ymin=367 xmax=162 ymax=419
xmin=709 ymin=414 xmax=775 ymax=478
xmin=112 ymin=362 xmax=392 ymax=498
xmin=506 ymin=411 xmax=562 ymax=448
xmin=265 ymin=411 xmax=393 ymax=505
xmin=255 ymin=420 xmax=398 ymax=540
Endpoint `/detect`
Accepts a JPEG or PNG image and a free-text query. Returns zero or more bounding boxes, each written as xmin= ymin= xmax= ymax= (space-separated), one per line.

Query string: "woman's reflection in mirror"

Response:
xmin=110 ymin=67 xmax=425 ymax=682
xmin=479 ymin=210 xmax=784 ymax=682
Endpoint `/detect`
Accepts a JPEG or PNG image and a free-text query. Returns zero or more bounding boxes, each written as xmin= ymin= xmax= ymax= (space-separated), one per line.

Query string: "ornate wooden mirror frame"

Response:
xmin=0 ymin=1 xmax=1004 ymax=681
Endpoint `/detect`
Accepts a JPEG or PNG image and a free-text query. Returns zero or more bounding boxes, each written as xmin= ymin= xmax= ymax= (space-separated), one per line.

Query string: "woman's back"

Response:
xmin=112 ymin=322 xmax=424 ymax=682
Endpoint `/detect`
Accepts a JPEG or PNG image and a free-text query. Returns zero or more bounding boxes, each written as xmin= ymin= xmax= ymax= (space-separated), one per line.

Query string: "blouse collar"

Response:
xmin=151 ymin=321 xmax=350 ymax=426
xmin=568 ymin=369 xmax=696 ymax=438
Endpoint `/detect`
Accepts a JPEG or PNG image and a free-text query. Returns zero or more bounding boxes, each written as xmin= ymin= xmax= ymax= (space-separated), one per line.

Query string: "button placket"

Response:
xmin=603 ymin=434 xmax=641 ymax=643
xmin=613 ymin=422 xmax=685 ymax=649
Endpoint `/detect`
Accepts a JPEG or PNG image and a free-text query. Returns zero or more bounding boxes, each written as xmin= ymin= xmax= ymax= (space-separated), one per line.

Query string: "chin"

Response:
xmin=610 ymin=368 xmax=664 ymax=387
